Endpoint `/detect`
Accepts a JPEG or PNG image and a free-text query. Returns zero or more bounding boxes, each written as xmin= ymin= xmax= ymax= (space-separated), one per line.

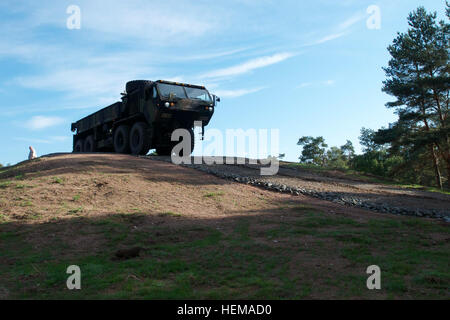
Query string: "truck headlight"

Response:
xmin=165 ymin=102 xmax=170 ymax=108
xmin=209 ymin=107 xmax=213 ymax=112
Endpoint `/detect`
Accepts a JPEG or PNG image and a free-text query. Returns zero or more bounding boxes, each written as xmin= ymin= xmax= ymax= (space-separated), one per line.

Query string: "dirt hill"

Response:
xmin=0 ymin=154 xmax=448 ymax=299
xmin=0 ymin=153 xmax=394 ymax=224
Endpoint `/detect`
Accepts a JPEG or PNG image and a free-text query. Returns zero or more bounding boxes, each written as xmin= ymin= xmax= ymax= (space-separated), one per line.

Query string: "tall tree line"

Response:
xmin=297 ymin=4 xmax=449 ymax=189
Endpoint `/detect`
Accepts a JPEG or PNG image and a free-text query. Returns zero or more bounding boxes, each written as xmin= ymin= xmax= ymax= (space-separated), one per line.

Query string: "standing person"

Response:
xmin=28 ymin=146 xmax=37 ymax=160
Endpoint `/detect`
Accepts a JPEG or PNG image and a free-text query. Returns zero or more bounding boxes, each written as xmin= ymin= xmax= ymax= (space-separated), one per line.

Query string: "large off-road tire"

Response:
xmin=157 ymin=128 xmax=194 ymax=157
xmin=74 ymin=139 xmax=84 ymax=153
xmin=84 ymin=135 xmax=96 ymax=153
xmin=130 ymin=122 xmax=152 ymax=155
xmin=155 ymin=147 xmax=172 ymax=156
xmin=114 ymin=125 xmax=131 ymax=154
xmin=126 ymin=80 xmax=153 ymax=93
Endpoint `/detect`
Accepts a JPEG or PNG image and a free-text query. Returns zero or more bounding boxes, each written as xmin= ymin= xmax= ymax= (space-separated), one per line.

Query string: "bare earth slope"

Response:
xmin=0 ymin=153 xmax=374 ymax=223
xmin=148 ymin=156 xmax=449 ymax=220
xmin=0 ymin=154 xmax=448 ymax=299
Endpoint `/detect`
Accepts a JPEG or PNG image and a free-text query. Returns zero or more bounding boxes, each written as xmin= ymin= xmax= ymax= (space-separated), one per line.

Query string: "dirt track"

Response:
xmin=146 ymin=155 xmax=450 ymax=220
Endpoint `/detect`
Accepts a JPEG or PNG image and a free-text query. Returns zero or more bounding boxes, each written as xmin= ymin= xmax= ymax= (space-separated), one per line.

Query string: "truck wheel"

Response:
xmin=74 ymin=139 xmax=84 ymax=153
xmin=160 ymin=128 xmax=194 ymax=157
xmin=172 ymin=128 xmax=195 ymax=157
xmin=156 ymin=147 xmax=171 ymax=156
xmin=84 ymin=135 xmax=96 ymax=153
xmin=190 ymin=128 xmax=195 ymax=155
xmin=130 ymin=122 xmax=152 ymax=155
xmin=180 ymin=127 xmax=195 ymax=157
xmin=114 ymin=125 xmax=131 ymax=154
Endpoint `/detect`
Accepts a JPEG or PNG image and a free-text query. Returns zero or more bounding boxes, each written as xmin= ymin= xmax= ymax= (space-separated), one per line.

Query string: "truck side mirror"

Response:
xmin=213 ymin=95 xmax=221 ymax=105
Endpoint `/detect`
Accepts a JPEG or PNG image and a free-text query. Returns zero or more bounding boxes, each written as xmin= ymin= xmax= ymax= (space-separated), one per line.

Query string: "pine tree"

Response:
xmin=382 ymin=6 xmax=449 ymax=188
xmin=297 ymin=136 xmax=328 ymax=165
xmin=340 ymin=140 xmax=355 ymax=161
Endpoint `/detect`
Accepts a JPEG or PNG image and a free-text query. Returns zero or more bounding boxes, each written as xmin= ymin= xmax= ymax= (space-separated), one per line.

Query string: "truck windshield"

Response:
xmin=157 ymin=83 xmax=187 ymax=99
xmin=185 ymin=87 xmax=212 ymax=102
xmin=157 ymin=83 xmax=211 ymax=102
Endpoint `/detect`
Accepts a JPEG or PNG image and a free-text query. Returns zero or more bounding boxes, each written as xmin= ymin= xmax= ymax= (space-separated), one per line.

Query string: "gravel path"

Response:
xmin=144 ymin=156 xmax=450 ymax=222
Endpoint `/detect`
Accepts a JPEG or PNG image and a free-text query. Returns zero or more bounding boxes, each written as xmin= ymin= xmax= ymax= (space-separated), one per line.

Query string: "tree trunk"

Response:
xmin=421 ymin=113 xmax=443 ymax=190
xmin=430 ymin=145 xmax=443 ymax=189
xmin=446 ymin=158 xmax=450 ymax=189
xmin=434 ymin=142 xmax=450 ymax=189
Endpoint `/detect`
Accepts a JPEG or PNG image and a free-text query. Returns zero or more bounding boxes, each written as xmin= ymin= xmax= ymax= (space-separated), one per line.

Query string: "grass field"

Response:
xmin=1 ymin=206 xmax=448 ymax=299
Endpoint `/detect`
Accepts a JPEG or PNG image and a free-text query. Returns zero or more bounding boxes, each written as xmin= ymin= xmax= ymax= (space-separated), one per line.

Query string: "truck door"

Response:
xmin=144 ymin=85 xmax=158 ymax=124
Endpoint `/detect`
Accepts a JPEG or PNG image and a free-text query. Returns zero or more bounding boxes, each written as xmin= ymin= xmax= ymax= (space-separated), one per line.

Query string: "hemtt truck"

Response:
xmin=71 ymin=80 xmax=219 ymax=156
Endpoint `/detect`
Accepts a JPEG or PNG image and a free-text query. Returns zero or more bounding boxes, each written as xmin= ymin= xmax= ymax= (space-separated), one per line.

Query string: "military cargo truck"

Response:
xmin=71 ymin=80 xmax=219 ymax=156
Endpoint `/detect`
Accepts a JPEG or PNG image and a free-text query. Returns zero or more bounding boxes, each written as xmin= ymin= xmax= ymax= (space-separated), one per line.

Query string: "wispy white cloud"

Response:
xmin=338 ymin=13 xmax=366 ymax=30
xmin=305 ymin=10 xmax=366 ymax=46
xmin=0 ymin=102 xmax=107 ymax=117
xmin=297 ymin=82 xmax=313 ymax=88
xmin=214 ymin=87 xmax=266 ymax=98
xmin=7 ymin=0 xmax=218 ymax=44
xmin=309 ymin=32 xmax=347 ymax=45
xmin=14 ymin=64 xmax=150 ymax=102
xmin=200 ymin=52 xmax=295 ymax=79
xmin=174 ymin=48 xmax=251 ymax=62
xmin=24 ymin=116 xmax=65 ymax=130
xmin=297 ymin=80 xmax=335 ymax=88
xmin=82 ymin=2 xmax=215 ymax=42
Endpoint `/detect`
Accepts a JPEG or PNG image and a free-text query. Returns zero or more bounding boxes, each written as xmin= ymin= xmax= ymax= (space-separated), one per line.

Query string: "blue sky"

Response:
xmin=0 ymin=0 xmax=447 ymax=165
